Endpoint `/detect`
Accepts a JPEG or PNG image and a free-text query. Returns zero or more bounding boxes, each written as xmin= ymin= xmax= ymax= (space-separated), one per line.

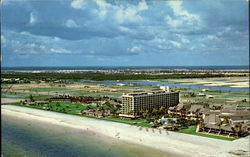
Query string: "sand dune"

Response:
xmin=1 ymin=105 xmax=249 ymax=157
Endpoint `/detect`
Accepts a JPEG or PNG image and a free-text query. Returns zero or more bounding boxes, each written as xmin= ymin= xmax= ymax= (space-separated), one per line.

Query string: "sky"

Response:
xmin=1 ymin=0 xmax=249 ymax=67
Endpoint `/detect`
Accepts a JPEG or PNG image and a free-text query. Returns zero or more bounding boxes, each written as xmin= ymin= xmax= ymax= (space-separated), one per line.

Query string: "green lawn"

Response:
xmin=177 ymin=126 xmax=235 ymax=141
xmin=17 ymin=87 xmax=70 ymax=92
xmin=1 ymin=91 xmax=51 ymax=101
xmin=180 ymin=89 xmax=249 ymax=107
xmin=14 ymin=102 xmax=112 ymax=115
xmin=103 ymin=117 xmax=152 ymax=127
xmin=1 ymin=92 xmax=31 ymax=99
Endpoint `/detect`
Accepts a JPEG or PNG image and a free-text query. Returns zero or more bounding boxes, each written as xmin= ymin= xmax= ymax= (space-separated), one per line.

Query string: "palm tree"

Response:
xmin=152 ymin=108 xmax=158 ymax=116
xmin=61 ymin=108 xmax=66 ymax=113
xmin=56 ymin=102 xmax=60 ymax=107
xmin=29 ymin=94 xmax=34 ymax=102
xmin=218 ymin=121 xmax=222 ymax=135
xmin=142 ymin=110 xmax=149 ymax=118
xmin=48 ymin=104 xmax=53 ymax=111
xmin=111 ymin=108 xmax=118 ymax=115
xmin=159 ymin=106 xmax=166 ymax=115
xmin=235 ymin=123 xmax=243 ymax=137
xmin=86 ymin=105 xmax=91 ymax=110
xmin=231 ymin=123 xmax=241 ymax=137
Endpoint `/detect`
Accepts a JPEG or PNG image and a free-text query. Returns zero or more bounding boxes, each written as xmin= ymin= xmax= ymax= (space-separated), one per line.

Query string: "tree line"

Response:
xmin=1 ymin=72 xmax=240 ymax=81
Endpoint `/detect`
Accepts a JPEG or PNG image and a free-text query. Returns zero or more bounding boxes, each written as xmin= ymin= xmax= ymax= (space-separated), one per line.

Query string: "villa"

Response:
xmin=168 ymin=104 xmax=208 ymax=120
xmin=81 ymin=109 xmax=112 ymax=118
xmin=199 ymin=108 xmax=250 ymax=137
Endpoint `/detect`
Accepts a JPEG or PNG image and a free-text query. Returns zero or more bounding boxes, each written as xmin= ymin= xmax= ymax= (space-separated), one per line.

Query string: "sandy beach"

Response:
xmin=1 ymin=98 xmax=24 ymax=104
xmin=1 ymin=105 xmax=249 ymax=157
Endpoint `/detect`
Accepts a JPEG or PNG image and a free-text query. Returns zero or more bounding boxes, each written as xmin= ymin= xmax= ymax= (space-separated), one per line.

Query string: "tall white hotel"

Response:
xmin=121 ymin=86 xmax=179 ymax=115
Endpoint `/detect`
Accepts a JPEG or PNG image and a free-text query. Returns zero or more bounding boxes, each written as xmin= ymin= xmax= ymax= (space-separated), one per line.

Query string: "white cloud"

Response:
xmin=128 ymin=46 xmax=141 ymax=53
xmin=1 ymin=35 xmax=6 ymax=44
xmin=3 ymin=30 xmax=72 ymax=56
xmin=92 ymin=0 xmax=148 ymax=24
xmin=53 ymin=37 xmax=60 ymax=41
xmin=165 ymin=1 xmax=200 ymax=28
xmin=119 ymin=26 xmax=134 ymax=34
xmin=29 ymin=12 xmax=36 ymax=24
xmin=168 ymin=1 xmax=200 ymax=21
xmin=176 ymin=34 xmax=190 ymax=44
xmin=200 ymin=35 xmax=220 ymax=42
xmin=65 ymin=19 xmax=79 ymax=28
xmin=50 ymin=48 xmax=71 ymax=54
xmin=20 ymin=31 xmax=30 ymax=35
xmin=181 ymin=38 xmax=189 ymax=44
xmin=217 ymin=27 xmax=231 ymax=36
xmin=114 ymin=1 xmax=148 ymax=24
xmin=92 ymin=0 xmax=112 ymax=18
xmin=165 ymin=15 xmax=183 ymax=27
xmin=206 ymin=35 xmax=219 ymax=40
xmin=169 ymin=40 xmax=181 ymax=48
xmin=71 ymin=0 xmax=85 ymax=9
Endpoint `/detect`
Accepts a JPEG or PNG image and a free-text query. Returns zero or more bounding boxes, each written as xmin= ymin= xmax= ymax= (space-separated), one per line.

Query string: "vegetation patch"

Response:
xmin=1 ymin=72 xmax=234 ymax=81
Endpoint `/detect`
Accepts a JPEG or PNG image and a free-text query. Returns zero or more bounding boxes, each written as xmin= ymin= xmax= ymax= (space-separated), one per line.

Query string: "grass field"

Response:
xmin=179 ymin=89 xmax=249 ymax=107
xmin=14 ymin=102 xmax=112 ymax=115
xmin=177 ymin=126 xmax=235 ymax=141
xmin=103 ymin=117 xmax=153 ymax=127
xmin=1 ymin=91 xmax=52 ymax=101
xmin=17 ymin=87 xmax=70 ymax=92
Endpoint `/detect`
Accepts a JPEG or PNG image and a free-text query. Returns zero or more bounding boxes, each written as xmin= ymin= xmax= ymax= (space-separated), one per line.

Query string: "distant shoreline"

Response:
xmin=1 ymin=70 xmax=248 ymax=81
xmin=2 ymin=105 xmax=249 ymax=157
xmin=1 ymin=65 xmax=249 ymax=71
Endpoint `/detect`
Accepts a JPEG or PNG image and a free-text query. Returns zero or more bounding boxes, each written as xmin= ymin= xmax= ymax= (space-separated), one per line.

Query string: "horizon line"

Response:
xmin=1 ymin=65 xmax=249 ymax=68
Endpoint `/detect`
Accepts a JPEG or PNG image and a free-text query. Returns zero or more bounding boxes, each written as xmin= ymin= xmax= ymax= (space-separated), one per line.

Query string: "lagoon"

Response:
xmin=91 ymin=80 xmax=249 ymax=91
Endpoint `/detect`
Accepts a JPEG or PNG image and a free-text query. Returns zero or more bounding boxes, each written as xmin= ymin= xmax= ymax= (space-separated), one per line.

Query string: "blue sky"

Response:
xmin=1 ymin=0 xmax=249 ymax=67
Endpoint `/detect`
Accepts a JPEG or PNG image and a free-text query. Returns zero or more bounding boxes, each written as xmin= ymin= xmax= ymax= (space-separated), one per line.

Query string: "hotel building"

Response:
xmin=121 ymin=86 xmax=179 ymax=115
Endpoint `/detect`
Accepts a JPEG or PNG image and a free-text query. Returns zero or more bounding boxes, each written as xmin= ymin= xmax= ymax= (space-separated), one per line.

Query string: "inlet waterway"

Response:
xmin=89 ymin=80 xmax=249 ymax=91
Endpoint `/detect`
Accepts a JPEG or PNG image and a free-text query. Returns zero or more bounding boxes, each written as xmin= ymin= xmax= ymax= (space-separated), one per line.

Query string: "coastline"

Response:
xmin=2 ymin=105 xmax=249 ymax=157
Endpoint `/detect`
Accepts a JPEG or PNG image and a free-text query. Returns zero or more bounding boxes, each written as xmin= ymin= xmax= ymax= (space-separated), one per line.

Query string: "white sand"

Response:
xmin=1 ymin=98 xmax=24 ymax=104
xmin=172 ymin=77 xmax=249 ymax=88
xmin=1 ymin=105 xmax=249 ymax=157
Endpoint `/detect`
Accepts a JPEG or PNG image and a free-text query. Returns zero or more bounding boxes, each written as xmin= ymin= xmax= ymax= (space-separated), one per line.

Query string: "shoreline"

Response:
xmin=2 ymin=105 xmax=249 ymax=157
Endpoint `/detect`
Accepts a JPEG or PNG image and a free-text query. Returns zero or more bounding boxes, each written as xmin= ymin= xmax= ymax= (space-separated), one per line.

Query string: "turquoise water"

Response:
xmin=2 ymin=114 xmax=180 ymax=157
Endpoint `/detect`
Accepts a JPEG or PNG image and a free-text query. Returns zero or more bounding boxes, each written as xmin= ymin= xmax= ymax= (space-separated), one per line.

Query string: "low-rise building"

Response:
xmin=168 ymin=104 xmax=209 ymax=120
xmin=81 ymin=109 xmax=111 ymax=118
xmin=21 ymin=100 xmax=49 ymax=106
xmin=168 ymin=103 xmax=191 ymax=117
xmin=199 ymin=109 xmax=250 ymax=137
xmin=209 ymin=104 xmax=223 ymax=110
xmin=206 ymin=95 xmax=214 ymax=99
xmin=118 ymin=114 xmax=139 ymax=120
xmin=197 ymin=93 xmax=206 ymax=97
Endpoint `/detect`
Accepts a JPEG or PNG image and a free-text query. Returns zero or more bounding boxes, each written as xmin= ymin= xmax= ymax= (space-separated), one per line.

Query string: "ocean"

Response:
xmin=1 ymin=114 xmax=178 ymax=157
xmin=1 ymin=65 xmax=249 ymax=71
